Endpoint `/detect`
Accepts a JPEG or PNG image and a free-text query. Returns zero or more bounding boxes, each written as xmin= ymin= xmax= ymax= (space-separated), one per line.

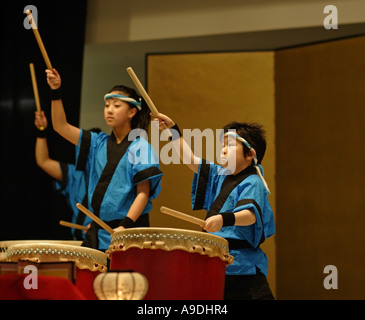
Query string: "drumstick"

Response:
xmin=126 ymin=67 xmax=160 ymax=117
xmin=126 ymin=67 xmax=171 ymax=135
xmin=59 ymin=220 xmax=88 ymax=231
xmin=160 ymin=206 xmax=206 ymax=228
xmin=76 ymin=203 xmax=114 ymax=234
xmin=25 ymin=10 xmax=53 ymax=70
xmin=29 ymin=63 xmax=44 ymax=131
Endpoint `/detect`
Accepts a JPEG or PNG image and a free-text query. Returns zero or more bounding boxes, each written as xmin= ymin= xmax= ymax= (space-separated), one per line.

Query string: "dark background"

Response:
xmin=0 ymin=1 xmax=87 ymax=240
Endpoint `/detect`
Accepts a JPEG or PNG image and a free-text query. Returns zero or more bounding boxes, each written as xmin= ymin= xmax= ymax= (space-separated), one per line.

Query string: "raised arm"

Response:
xmin=46 ymin=68 xmax=80 ymax=146
xmin=34 ymin=111 xmax=62 ymax=181
xmin=155 ymin=113 xmax=200 ymax=173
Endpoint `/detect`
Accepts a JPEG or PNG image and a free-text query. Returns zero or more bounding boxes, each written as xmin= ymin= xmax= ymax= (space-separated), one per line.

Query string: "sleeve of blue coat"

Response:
xmin=191 ymin=159 xmax=220 ymax=211
xmin=233 ymin=175 xmax=274 ymax=247
xmin=128 ymin=138 xmax=163 ymax=199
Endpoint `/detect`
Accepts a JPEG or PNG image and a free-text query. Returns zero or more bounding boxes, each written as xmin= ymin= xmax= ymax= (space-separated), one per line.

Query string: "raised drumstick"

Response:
xmin=126 ymin=67 xmax=171 ymax=136
xmin=76 ymin=203 xmax=114 ymax=235
xmin=59 ymin=220 xmax=88 ymax=231
xmin=29 ymin=63 xmax=44 ymax=130
xmin=126 ymin=67 xmax=159 ymax=117
xmin=160 ymin=206 xmax=206 ymax=228
xmin=25 ymin=10 xmax=53 ymax=70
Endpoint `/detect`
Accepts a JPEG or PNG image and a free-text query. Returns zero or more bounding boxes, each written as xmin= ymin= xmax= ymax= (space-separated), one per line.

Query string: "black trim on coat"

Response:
xmin=91 ymin=132 xmax=133 ymax=217
xmin=205 ymin=166 xmax=257 ymax=219
xmin=74 ymin=173 xmax=88 ymax=240
xmin=234 ymin=198 xmax=266 ymax=247
xmin=82 ymin=132 xmax=134 ymax=250
xmin=58 ymin=162 xmax=69 ymax=191
xmin=76 ymin=130 xmax=92 ymax=171
xmin=133 ymin=167 xmax=163 ymax=185
xmin=192 ymin=159 xmax=210 ymax=210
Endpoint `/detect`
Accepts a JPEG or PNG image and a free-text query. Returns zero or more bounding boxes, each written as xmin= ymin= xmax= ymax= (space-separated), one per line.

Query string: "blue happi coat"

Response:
xmin=55 ymin=162 xmax=92 ymax=239
xmin=75 ymin=129 xmax=163 ymax=250
xmin=191 ymin=160 xmax=275 ymax=276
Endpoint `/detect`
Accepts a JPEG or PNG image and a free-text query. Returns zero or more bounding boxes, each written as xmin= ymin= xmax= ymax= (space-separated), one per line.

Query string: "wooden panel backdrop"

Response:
xmin=275 ymin=36 xmax=365 ymax=299
xmin=146 ymin=52 xmax=276 ymax=296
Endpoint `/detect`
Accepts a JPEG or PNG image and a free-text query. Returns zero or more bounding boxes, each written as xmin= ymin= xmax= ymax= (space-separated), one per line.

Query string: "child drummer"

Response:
xmin=46 ymin=68 xmax=163 ymax=251
xmin=34 ymin=111 xmax=101 ymax=239
xmin=155 ymin=114 xmax=276 ymax=300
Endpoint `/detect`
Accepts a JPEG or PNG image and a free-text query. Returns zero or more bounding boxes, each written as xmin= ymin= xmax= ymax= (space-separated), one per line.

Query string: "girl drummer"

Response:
xmin=46 ymin=68 xmax=163 ymax=251
xmin=154 ymin=114 xmax=275 ymax=300
xmin=34 ymin=112 xmax=102 ymax=240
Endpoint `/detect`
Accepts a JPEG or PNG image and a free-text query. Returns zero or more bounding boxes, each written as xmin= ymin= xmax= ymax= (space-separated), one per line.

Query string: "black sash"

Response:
xmin=206 ymin=166 xmax=257 ymax=219
xmin=91 ymin=132 xmax=133 ymax=217
xmin=82 ymin=132 xmax=133 ymax=249
xmin=202 ymin=165 xmax=266 ymax=249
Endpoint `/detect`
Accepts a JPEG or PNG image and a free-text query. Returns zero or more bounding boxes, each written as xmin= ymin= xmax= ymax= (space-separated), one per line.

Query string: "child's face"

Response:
xmin=220 ymin=136 xmax=252 ymax=174
xmin=104 ymin=91 xmax=136 ymax=128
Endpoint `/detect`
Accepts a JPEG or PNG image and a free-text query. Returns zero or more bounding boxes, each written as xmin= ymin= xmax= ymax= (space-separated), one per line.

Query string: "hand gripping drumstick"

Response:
xmin=126 ymin=67 xmax=171 ymax=135
xmin=160 ymin=206 xmax=206 ymax=228
xmin=76 ymin=203 xmax=114 ymax=234
xmin=59 ymin=220 xmax=88 ymax=231
xmin=29 ymin=63 xmax=44 ymax=130
xmin=25 ymin=10 xmax=53 ymax=70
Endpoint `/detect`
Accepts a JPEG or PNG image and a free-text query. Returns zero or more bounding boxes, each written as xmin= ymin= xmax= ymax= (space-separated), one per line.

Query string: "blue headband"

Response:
xmin=104 ymin=93 xmax=142 ymax=111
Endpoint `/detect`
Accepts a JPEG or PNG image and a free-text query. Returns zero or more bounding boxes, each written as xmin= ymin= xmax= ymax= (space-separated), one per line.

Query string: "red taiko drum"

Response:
xmin=4 ymin=242 xmax=107 ymax=300
xmin=107 ymin=228 xmax=234 ymax=300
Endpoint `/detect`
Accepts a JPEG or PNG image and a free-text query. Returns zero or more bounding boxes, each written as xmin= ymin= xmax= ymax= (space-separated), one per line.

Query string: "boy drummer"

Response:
xmin=155 ymin=114 xmax=276 ymax=300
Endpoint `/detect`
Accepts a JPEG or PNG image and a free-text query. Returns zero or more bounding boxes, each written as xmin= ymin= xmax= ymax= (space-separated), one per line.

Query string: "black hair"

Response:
xmin=223 ymin=122 xmax=267 ymax=164
xmin=108 ymin=85 xmax=150 ymax=132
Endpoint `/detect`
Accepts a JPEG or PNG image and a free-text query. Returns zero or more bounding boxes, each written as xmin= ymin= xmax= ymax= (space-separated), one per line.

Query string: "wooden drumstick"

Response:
xmin=126 ymin=67 xmax=171 ymax=136
xmin=126 ymin=67 xmax=159 ymax=117
xmin=160 ymin=206 xmax=206 ymax=228
xmin=59 ymin=220 xmax=88 ymax=231
xmin=76 ymin=203 xmax=114 ymax=234
xmin=25 ymin=10 xmax=53 ymax=70
xmin=29 ymin=63 xmax=44 ymax=130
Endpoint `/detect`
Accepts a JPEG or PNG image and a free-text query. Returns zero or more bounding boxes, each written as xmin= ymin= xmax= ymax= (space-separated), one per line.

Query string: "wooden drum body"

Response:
xmin=5 ymin=243 xmax=107 ymax=300
xmin=107 ymin=228 xmax=234 ymax=300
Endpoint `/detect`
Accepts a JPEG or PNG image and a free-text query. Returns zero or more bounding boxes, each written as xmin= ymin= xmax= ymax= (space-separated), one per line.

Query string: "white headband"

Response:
xmin=104 ymin=93 xmax=142 ymax=111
